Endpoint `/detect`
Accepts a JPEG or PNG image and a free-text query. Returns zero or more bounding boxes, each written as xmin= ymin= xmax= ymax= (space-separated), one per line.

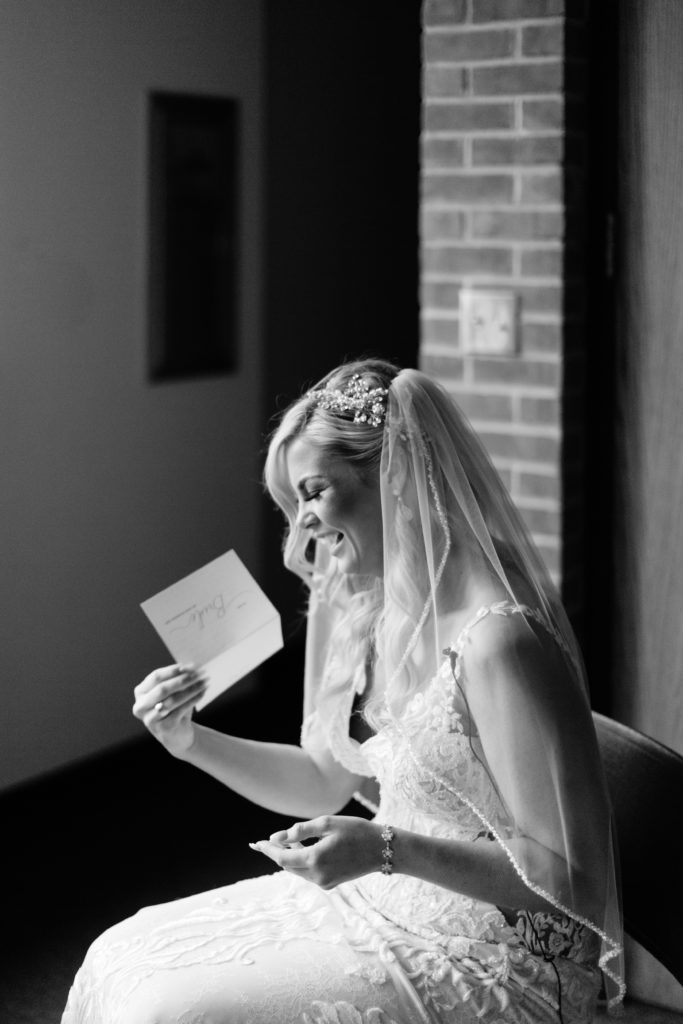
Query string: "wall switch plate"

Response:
xmin=460 ymin=287 xmax=518 ymax=355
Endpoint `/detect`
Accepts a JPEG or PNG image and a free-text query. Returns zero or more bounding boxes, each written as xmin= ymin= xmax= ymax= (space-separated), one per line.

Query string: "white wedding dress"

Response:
xmin=61 ymin=604 xmax=601 ymax=1024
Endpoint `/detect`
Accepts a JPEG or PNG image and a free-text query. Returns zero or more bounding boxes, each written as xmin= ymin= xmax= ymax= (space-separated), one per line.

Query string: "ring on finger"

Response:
xmin=154 ymin=699 xmax=168 ymax=715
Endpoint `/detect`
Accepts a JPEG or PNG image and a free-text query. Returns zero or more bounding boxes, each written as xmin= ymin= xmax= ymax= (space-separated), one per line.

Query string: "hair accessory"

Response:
xmin=380 ymin=824 xmax=395 ymax=875
xmin=311 ymin=374 xmax=388 ymax=427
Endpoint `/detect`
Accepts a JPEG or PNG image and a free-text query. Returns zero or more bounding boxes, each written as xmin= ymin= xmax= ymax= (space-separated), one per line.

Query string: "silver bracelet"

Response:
xmin=380 ymin=824 xmax=395 ymax=875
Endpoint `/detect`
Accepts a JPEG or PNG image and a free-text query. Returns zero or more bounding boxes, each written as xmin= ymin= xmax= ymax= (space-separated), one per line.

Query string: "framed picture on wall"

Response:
xmin=148 ymin=91 xmax=239 ymax=380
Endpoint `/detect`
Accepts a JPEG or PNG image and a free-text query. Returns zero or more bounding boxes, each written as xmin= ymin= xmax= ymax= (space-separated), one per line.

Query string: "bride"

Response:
xmin=62 ymin=359 xmax=624 ymax=1023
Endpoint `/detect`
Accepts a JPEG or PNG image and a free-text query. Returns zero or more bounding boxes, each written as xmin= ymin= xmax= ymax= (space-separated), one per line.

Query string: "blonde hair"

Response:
xmin=264 ymin=359 xmax=398 ymax=578
xmin=263 ymin=359 xmax=399 ymax=694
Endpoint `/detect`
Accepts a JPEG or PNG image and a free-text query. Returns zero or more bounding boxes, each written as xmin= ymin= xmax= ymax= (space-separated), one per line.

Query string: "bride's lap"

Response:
xmin=61 ymin=872 xmax=412 ymax=1024
xmin=62 ymin=871 xmax=597 ymax=1024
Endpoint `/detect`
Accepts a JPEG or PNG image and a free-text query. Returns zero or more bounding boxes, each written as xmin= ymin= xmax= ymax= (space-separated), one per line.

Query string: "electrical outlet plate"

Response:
xmin=460 ymin=287 xmax=517 ymax=355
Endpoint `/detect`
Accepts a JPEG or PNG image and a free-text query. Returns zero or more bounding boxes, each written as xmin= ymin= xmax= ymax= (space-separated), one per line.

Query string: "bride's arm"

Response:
xmin=133 ymin=664 xmax=365 ymax=819
xmin=256 ymin=813 xmax=562 ymax=912
xmin=395 ymin=615 xmax=607 ymax=913
xmin=391 ymin=830 xmax=563 ymax=913
xmin=180 ymin=725 xmax=365 ymax=818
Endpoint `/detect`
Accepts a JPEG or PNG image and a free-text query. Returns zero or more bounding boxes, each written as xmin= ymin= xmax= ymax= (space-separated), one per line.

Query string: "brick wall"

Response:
xmin=420 ymin=0 xmax=588 ymax=601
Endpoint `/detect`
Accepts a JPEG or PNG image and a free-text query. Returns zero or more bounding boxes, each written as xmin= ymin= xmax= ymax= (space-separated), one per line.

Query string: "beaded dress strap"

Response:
xmin=443 ymin=600 xmax=575 ymax=685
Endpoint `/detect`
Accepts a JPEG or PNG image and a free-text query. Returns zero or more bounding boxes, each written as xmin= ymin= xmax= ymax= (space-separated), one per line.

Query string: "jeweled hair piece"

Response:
xmin=309 ymin=374 xmax=388 ymax=428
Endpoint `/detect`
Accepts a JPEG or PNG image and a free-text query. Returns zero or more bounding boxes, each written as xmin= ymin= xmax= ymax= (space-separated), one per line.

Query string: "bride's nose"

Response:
xmin=296 ymin=506 xmax=318 ymax=530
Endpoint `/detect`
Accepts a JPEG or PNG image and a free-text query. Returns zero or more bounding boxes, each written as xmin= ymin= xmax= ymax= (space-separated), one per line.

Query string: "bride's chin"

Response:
xmin=334 ymin=550 xmax=358 ymax=575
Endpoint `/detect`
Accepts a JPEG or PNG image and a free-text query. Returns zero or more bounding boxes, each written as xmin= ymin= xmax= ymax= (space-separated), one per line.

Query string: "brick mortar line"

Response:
xmin=423 ymin=158 xmax=562 ymax=165
xmin=514 ymin=497 xmax=562 ymax=511
xmin=421 ymin=241 xmax=561 ymax=249
xmin=423 ymin=89 xmax=564 ymax=98
xmin=423 ymin=278 xmax=563 ymax=290
xmin=422 ymin=124 xmax=564 ymax=136
xmin=423 ymin=171 xmax=565 ymax=179
xmin=430 ymin=378 xmax=565 ymax=397
xmin=515 ymin=275 xmax=564 ymax=284
xmin=424 ymin=99 xmax=563 ymax=111
xmin=423 ymin=141 xmax=571 ymax=153
xmin=510 ymin=468 xmax=558 ymax=487
xmin=421 ymin=289 xmax=566 ymax=303
xmin=423 ymin=56 xmax=563 ymax=68
xmin=444 ymin=381 xmax=561 ymax=398
xmin=424 ymin=47 xmax=563 ymax=59
xmin=422 ymin=201 xmax=564 ymax=210
xmin=439 ymin=379 xmax=563 ymax=399
xmin=422 ymin=126 xmax=564 ymax=136
xmin=424 ymin=145 xmax=563 ymax=154
xmin=514 ymin=95 xmax=523 ymax=132
xmin=424 ymin=97 xmax=562 ymax=108
xmin=514 ymin=25 xmax=523 ymax=61
xmin=423 ymin=271 xmax=564 ymax=283
xmin=470 ymin=419 xmax=561 ymax=438
xmin=421 ymin=307 xmax=565 ymax=329
xmin=494 ymin=458 xmax=560 ymax=475
xmin=424 ymin=146 xmax=564 ymax=156
xmin=423 ymin=275 xmax=563 ymax=286
xmin=520 ymin=311 xmax=563 ymax=321
xmin=476 ymin=352 xmax=563 ymax=366
xmin=424 ymin=216 xmax=564 ymax=228
xmin=513 ymin=173 xmax=522 ymax=204
xmin=424 ymin=149 xmax=565 ymax=159
xmin=423 ymin=21 xmax=565 ymax=34
xmin=421 ymin=317 xmax=566 ymax=338
xmin=476 ymin=422 xmax=562 ymax=442
xmin=422 ymin=240 xmax=563 ymax=249
xmin=422 ymin=95 xmax=565 ymax=109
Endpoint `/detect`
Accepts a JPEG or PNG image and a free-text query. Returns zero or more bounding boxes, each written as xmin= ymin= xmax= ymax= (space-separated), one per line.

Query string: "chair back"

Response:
xmin=593 ymin=711 xmax=683 ymax=983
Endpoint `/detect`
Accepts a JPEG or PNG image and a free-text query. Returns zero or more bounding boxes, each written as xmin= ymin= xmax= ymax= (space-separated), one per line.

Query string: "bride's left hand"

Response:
xmin=249 ymin=816 xmax=385 ymax=890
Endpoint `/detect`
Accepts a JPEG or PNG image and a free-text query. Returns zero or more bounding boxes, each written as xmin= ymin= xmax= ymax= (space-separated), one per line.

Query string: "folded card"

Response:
xmin=140 ymin=550 xmax=283 ymax=710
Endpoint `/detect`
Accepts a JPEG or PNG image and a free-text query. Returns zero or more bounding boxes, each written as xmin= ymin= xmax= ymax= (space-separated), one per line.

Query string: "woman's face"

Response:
xmin=285 ymin=434 xmax=383 ymax=578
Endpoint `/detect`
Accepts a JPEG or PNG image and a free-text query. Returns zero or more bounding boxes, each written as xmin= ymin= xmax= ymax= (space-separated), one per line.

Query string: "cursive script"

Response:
xmin=169 ymin=593 xmax=226 ymax=632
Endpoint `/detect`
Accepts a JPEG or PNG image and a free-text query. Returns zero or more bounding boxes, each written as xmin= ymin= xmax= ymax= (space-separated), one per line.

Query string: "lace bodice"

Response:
xmin=302 ymin=601 xmax=525 ymax=818
xmin=301 ymin=603 xmax=533 ymax=942
xmin=302 ymin=602 xmax=601 ymax=970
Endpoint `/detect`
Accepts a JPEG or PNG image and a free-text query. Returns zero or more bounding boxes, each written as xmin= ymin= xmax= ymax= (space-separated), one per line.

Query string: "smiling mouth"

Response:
xmin=313 ymin=531 xmax=344 ymax=556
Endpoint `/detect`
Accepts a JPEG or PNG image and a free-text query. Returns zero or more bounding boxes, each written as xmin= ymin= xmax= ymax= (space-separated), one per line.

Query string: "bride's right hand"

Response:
xmin=133 ymin=664 xmax=208 ymax=757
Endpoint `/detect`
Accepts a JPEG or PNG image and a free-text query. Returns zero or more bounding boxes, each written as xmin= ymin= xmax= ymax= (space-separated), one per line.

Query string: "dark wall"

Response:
xmin=264 ymin=2 xmax=421 ymax=391
xmin=259 ymin=0 xmax=422 ymax=728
